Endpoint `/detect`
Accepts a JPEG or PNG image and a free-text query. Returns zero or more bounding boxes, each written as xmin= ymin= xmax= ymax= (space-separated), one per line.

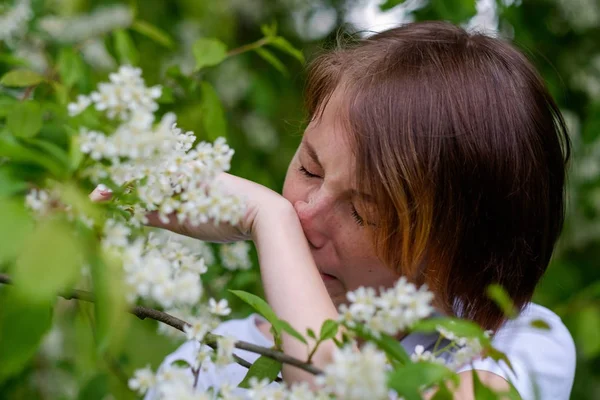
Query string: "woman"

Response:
xmin=96 ymin=21 xmax=576 ymax=399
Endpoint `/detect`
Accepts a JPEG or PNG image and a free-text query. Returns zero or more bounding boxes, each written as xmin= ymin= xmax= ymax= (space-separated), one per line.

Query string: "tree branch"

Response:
xmin=0 ymin=273 xmax=322 ymax=378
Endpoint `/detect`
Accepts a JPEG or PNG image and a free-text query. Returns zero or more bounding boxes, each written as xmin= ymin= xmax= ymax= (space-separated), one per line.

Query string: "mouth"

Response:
xmin=319 ymin=272 xmax=337 ymax=281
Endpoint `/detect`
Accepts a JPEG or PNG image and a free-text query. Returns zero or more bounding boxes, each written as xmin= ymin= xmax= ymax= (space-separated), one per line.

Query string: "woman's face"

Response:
xmin=282 ymin=93 xmax=399 ymax=307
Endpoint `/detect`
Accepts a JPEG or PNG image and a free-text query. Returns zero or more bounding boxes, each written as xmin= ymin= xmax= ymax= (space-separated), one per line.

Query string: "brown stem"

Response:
xmin=0 ymin=273 xmax=322 ymax=378
xmin=20 ymin=85 xmax=36 ymax=101
xmin=226 ymin=37 xmax=272 ymax=58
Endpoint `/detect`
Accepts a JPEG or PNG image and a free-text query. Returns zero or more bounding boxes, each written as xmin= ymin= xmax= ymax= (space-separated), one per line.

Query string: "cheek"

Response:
xmin=282 ymin=164 xmax=304 ymax=204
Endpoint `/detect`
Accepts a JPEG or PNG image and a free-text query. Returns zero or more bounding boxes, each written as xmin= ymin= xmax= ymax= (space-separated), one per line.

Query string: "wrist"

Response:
xmin=251 ymin=199 xmax=298 ymax=242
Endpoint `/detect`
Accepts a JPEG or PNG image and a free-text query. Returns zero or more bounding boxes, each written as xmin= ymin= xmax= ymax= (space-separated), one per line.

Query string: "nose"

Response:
xmin=293 ymin=195 xmax=331 ymax=249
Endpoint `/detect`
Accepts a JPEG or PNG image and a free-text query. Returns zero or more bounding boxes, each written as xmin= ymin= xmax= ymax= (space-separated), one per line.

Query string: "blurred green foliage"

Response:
xmin=0 ymin=0 xmax=599 ymax=398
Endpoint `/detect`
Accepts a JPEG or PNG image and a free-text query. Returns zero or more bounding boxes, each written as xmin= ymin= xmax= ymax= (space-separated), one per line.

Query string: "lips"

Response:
xmin=319 ymin=272 xmax=337 ymax=281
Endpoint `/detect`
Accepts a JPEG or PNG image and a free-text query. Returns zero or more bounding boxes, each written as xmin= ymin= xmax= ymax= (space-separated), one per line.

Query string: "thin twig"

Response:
xmin=0 ymin=273 xmax=321 ymax=377
xmin=20 ymin=85 xmax=36 ymax=101
xmin=226 ymin=37 xmax=271 ymax=58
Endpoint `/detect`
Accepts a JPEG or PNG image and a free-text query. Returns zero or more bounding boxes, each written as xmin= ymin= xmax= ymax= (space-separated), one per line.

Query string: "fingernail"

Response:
xmin=97 ymin=184 xmax=107 ymax=191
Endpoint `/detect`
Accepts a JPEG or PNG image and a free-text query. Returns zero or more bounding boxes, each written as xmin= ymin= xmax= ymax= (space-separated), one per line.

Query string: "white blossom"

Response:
xmin=25 ymin=189 xmax=51 ymax=214
xmin=209 ymin=298 xmax=231 ymax=316
xmin=128 ymin=365 xmax=156 ymax=395
xmin=0 ymin=0 xmax=33 ymax=46
xmin=215 ymin=335 xmax=237 ymax=367
xmin=67 ymin=95 xmax=92 ymax=116
xmin=410 ymin=345 xmax=447 ymax=365
xmin=316 ymin=344 xmax=389 ymax=400
xmin=219 ymin=241 xmax=252 ymax=271
xmin=341 ymin=277 xmax=434 ymax=337
xmin=38 ymin=5 xmax=133 ymax=44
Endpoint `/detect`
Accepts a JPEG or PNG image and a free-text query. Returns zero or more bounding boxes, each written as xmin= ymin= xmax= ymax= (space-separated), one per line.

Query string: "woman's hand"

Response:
xmin=90 ymin=173 xmax=291 ymax=243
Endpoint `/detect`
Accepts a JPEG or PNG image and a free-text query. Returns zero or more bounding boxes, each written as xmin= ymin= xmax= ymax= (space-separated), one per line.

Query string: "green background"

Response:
xmin=1 ymin=0 xmax=599 ymax=398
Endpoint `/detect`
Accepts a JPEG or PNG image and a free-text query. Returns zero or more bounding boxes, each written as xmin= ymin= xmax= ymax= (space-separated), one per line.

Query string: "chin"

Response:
xmin=323 ymin=280 xmax=347 ymax=308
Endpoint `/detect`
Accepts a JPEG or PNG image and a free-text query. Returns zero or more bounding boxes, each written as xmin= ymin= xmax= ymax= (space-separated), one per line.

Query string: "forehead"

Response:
xmin=304 ymin=88 xmax=355 ymax=165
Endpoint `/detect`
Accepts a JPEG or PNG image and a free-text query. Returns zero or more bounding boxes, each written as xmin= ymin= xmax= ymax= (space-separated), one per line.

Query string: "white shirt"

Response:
xmin=147 ymin=303 xmax=575 ymax=399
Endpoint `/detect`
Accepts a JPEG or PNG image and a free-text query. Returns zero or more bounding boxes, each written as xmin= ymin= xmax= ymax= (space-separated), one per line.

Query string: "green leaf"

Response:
xmin=486 ymin=284 xmax=518 ymax=318
xmin=200 ymin=82 xmax=227 ymax=140
xmin=91 ymin=252 xmax=129 ymax=354
xmin=131 ymin=21 xmax=174 ymax=48
xmin=272 ymin=319 xmax=307 ymax=344
xmin=0 ymin=288 xmax=54 ymax=383
xmin=12 ymin=217 xmax=83 ymax=303
xmin=0 ymin=198 xmax=34 ymax=263
xmin=255 ymin=48 xmax=288 ymax=76
xmin=0 ymin=70 xmax=45 ymax=87
xmin=238 ymin=355 xmax=282 ymax=388
xmin=25 ymin=138 xmax=71 ymax=170
xmin=157 ymin=86 xmax=174 ymax=104
xmin=52 ymin=82 xmax=69 ymax=105
xmin=0 ymin=53 xmax=29 ymax=66
xmin=319 ymin=319 xmax=339 ymax=341
xmin=113 ymin=29 xmax=139 ymax=65
xmin=78 ymin=373 xmax=110 ymax=400
xmin=430 ymin=0 xmax=477 ymax=23
xmin=270 ymin=37 xmax=305 ymax=63
xmin=0 ymin=136 xmax=66 ymax=177
xmin=306 ymin=328 xmax=317 ymax=339
xmin=573 ymin=305 xmax=600 ymax=358
xmin=193 ymin=38 xmax=228 ymax=71
xmin=230 ymin=290 xmax=279 ymax=328
xmin=388 ymin=362 xmax=458 ymax=400
xmin=379 ymin=0 xmax=407 ymax=11
xmin=0 ymin=96 xmax=17 ymax=117
xmin=530 ymin=319 xmax=551 ymax=330
xmin=472 ymin=369 xmax=501 ymax=399
xmin=485 ymin=346 xmax=515 ymax=375
xmin=353 ymin=324 xmax=410 ymax=365
xmin=0 ymin=166 xmax=29 ymax=197
xmin=7 ymin=101 xmax=43 ymax=138
xmin=57 ymin=48 xmax=85 ymax=88
xmin=411 ymin=317 xmax=490 ymax=345
xmin=260 ymin=23 xmax=278 ymax=38
xmin=430 ymin=383 xmax=454 ymax=400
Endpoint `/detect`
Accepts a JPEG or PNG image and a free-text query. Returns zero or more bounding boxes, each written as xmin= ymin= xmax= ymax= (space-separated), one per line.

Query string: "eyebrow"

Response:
xmin=302 ymin=140 xmax=374 ymax=202
xmin=303 ymin=140 xmax=322 ymax=168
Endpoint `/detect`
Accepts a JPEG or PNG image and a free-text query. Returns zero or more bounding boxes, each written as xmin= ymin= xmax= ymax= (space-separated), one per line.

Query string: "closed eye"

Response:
xmin=298 ymin=165 xmax=321 ymax=179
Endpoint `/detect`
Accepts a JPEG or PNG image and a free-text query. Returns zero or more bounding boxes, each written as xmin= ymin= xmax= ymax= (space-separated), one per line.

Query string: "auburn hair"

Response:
xmin=304 ymin=21 xmax=570 ymax=331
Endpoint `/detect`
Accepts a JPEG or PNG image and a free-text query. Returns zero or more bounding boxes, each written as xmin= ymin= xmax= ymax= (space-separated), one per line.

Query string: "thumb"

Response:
xmin=89 ymin=184 xmax=113 ymax=202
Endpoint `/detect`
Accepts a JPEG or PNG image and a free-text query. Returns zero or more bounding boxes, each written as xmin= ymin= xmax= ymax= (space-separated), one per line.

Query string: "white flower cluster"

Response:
xmin=410 ymin=327 xmax=491 ymax=370
xmin=436 ymin=326 xmax=489 ymax=369
xmin=70 ymin=65 xmax=245 ymax=229
xmin=315 ymin=344 xmax=389 ymax=400
xmin=103 ymin=228 xmax=210 ymax=309
xmin=0 ymin=0 xmax=33 ymax=46
xmin=25 ymin=188 xmax=95 ymax=227
xmin=25 ymin=188 xmax=51 ymax=215
xmin=38 ymin=4 xmax=133 ymax=43
xmin=339 ymin=277 xmax=434 ymax=337
xmin=219 ymin=241 xmax=252 ymax=271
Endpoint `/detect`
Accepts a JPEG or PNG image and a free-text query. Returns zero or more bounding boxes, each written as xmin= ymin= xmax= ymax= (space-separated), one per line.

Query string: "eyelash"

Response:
xmin=298 ymin=165 xmax=365 ymax=227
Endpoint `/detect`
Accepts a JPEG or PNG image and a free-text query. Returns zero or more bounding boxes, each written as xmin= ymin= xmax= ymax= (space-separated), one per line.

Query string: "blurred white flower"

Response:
xmin=219 ymin=241 xmax=252 ymax=271
xmin=209 ymin=298 xmax=232 ymax=316
xmin=0 ymin=0 xmax=33 ymax=46
xmin=128 ymin=365 xmax=156 ymax=395
xmin=316 ymin=344 xmax=389 ymax=400
xmin=410 ymin=344 xmax=446 ymax=365
xmin=38 ymin=5 xmax=133 ymax=43
xmin=215 ymin=335 xmax=237 ymax=367
xmin=342 ymin=277 xmax=434 ymax=337
xmin=25 ymin=189 xmax=51 ymax=214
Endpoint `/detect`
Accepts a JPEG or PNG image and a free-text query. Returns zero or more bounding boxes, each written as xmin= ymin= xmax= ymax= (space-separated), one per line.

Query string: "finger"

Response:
xmin=89 ymin=184 xmax=113 ymax=202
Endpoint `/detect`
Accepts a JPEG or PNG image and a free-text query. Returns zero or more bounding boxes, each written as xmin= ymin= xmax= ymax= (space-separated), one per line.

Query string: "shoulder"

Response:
xmin=458 ymin=303 xmax=576 ymax=400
